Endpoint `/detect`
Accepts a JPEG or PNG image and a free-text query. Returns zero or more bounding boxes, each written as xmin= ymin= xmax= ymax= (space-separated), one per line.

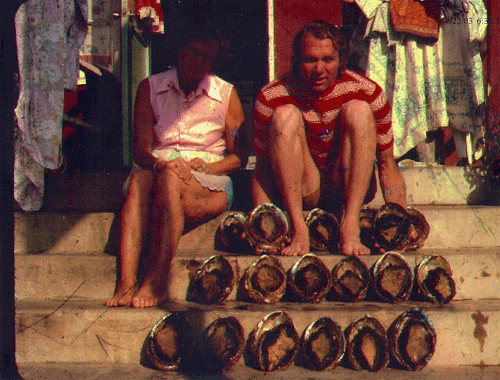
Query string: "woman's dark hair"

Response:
xmin=168 ymin=23 xmax=231 ymax=70
xmin=291 ymin=20 xmax=347 ymax=78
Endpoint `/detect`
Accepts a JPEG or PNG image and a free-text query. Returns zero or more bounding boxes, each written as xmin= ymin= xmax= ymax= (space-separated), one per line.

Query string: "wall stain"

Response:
xmin=481 ymin=269 xmax=491 ymax=278
xmin=471 ymin=311 xmax=489 ymax=353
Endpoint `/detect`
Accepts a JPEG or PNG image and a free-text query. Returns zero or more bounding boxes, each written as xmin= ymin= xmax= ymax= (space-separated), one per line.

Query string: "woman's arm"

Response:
xmin=132 ymin=78 xmax=158 ymax=171
xmin=190 ymin=87 xmax=245 ymax=175
xmin=133 ymin=78 xmax=193 ymax=183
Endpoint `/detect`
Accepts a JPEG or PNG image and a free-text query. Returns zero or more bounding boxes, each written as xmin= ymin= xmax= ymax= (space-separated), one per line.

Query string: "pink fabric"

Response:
xmin=148 ymin=68 xmax=233 ymax=157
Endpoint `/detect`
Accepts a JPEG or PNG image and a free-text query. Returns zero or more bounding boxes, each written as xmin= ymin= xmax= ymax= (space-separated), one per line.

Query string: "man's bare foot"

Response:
xmin=341 ymin=234 xmax=371 ymax=256
xmin=281 ymin=229 xmax=309 ymax=256
xmin=132 ymin=281 xmax=160 ymax=308
xmin=340 ymin=214 xmax=371 ymax=256
xmin=105 ymin=282 xmax=137 ymax=307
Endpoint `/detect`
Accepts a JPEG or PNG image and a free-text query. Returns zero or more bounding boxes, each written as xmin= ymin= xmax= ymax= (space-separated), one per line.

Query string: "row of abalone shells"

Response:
xmin=217 ymin=203 xmax=290 ymax=254
xmin=217 ymin=205 xmax=340 ymax=254
xmin=144 ymin=308 xmax=436 ymax=373
xmin=143 ymin=313 xmax=245 ymax=373
xmin=363 ymin=203 xmax=430 ymax=252
xmin=186 ymin=253 xmax=456 ymax=305
xmin=217 ymin=203 xmax=430 ymax=254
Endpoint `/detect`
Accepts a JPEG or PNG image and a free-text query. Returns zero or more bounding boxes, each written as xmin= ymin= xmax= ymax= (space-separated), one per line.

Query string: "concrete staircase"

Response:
xmin=14 ymin=166 xmax=500 ymax=379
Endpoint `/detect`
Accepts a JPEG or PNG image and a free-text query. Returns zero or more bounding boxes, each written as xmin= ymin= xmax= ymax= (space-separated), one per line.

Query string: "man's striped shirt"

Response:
xmin=253 ymin=69 xmax=394 ymax=170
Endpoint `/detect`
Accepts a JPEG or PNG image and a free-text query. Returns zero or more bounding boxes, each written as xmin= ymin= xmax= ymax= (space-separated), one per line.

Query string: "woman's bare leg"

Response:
xmin=105 ymin=170 xmax=154 ymax=307
xmin=132 ymin=170 xmax=228 ymax=307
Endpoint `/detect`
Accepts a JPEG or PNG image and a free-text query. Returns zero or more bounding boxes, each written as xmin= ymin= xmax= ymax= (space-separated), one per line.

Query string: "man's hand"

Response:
xmin=377 ymin=146 xmax=407 ymax=208
xmin=371 ymin=224 xmax=418 ymax=255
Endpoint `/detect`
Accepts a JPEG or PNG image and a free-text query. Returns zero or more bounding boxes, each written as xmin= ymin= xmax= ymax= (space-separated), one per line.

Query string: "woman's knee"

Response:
xmin=153 ymin=169 xmax=184 ymax=207
xmin=183 ymin=188 xmax=228 ymax=222
xmin=127 ymin=170 xmax=154 ymax=198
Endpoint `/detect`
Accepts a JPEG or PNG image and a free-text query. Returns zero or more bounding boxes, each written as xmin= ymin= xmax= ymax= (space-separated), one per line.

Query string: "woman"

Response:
xmin=106 ymin=27 xmax=245 ymax=307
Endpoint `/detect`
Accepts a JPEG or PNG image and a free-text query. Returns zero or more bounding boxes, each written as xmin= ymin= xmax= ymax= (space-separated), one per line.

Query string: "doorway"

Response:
xmin=151 ymin=0 xmax=269 ymax=126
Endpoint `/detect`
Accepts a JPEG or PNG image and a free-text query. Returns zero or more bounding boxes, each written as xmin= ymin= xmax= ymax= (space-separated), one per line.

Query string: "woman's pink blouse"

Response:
xmin=148 ymin=68 xmax=233 ymax=157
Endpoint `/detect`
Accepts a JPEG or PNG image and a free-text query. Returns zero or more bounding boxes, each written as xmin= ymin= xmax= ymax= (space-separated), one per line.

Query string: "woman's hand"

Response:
xmin=189 ymin=157 xmax=211 ymax=174
xmin=168 ymin=157 xmax=192 ymax=183
xmin=155 ymin=157 xmax=192 ymax=184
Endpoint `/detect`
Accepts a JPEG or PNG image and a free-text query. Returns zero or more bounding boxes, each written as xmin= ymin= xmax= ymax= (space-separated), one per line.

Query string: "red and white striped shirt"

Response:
xmin=253 ymin=70 xmax=394 ymax=170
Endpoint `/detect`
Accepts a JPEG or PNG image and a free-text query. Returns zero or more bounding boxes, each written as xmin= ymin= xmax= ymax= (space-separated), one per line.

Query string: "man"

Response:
xmin=105 ymin=26 xmax=245 ymax=307
xmin=251 ymin=20 xmax=406 ymax=256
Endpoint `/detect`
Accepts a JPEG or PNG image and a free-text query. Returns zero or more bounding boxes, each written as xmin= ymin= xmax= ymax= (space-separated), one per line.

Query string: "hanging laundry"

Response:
xmin=441 ymin=0 xmax=470 ymax=20
xmin=390 ymin=0 xmax=441 ymax=40
xmin=15 ymin=0 xmax=88 ymax=211
xmin=349 ymin=0 xmax=486 ymax=160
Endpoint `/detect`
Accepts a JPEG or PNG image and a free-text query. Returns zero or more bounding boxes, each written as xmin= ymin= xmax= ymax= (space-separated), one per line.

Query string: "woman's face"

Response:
xmin=177 ymin=39 xmax=219 ymax=85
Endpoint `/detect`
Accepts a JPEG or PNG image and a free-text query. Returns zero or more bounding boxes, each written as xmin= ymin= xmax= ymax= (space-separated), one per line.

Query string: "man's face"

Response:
xmin=177 ymin=39 xmax=218 ymax=84
xmin=299 ymin=32 xmax=340 ymax=94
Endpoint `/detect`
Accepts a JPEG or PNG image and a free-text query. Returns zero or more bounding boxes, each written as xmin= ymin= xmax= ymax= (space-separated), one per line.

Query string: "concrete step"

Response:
xmin=375 ymin=165 xmax=497 ymax=206
xmin=15 ymin=166 xmax=500 ymax=374
xmin=39 ymin=166 xmax=498 ymax=212
xmin=17 ymin=362 xmax=500 ymax=380
xmin=14 ymin=205 xmax=500 ymax=256
xmin=15 ymin=298 xmax=500 ymax=366
xmin=42 ymin=171 xmax=128 ymax=212
xmin=14 ymin=248 xmax=500 ymax=302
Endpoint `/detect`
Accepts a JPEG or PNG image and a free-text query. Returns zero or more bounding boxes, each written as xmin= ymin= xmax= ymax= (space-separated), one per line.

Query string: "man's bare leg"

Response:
xmin=335 ymin=100 xmax=377 ymax=256
xmin=105 ymin=170 xmax=154 ymax=307
xmin=265 ymin=104 xmax=320 ymax=256
xmin=251 ymin=157 xmax=278 ymax=206
xmin=132 ymin=169 xmax=228 ymax=307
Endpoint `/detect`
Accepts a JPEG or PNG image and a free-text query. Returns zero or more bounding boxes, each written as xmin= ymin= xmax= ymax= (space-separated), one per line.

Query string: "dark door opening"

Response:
xmin=151 ymin=0 xmax=269 ymax=123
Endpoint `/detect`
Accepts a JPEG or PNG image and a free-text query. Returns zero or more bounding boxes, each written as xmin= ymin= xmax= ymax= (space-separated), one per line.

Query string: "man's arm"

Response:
xmin=377 ymin=146 xmax=407 ymax=208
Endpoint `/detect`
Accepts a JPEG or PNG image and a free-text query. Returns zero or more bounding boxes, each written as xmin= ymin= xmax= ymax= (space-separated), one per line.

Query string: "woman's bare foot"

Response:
xmin=131 ymin=280 xmax=162 ymax=308
xmin=105 ymin=282 xmax=138 ymax=307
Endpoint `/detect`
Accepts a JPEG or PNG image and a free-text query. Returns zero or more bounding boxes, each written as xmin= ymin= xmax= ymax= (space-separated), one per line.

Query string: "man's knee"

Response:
xmin=340 ymin=100 xmax=375 ymax=133
xmin=342 ymin=99 xmax=372 ymax=116
xmin=270 ymin=104 xmax=303 ymax=140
